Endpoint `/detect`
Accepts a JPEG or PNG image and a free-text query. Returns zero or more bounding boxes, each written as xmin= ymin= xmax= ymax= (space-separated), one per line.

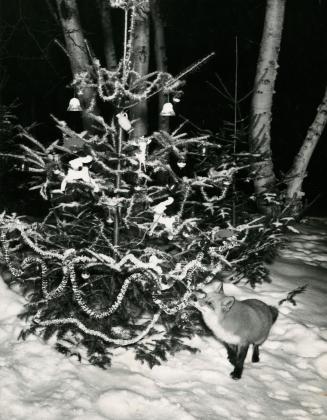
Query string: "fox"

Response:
xmin=192 ymin=281 xmax=278 ymax=380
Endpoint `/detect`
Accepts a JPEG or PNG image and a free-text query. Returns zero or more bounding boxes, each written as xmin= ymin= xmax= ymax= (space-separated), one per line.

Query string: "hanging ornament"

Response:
xmin=149 ymin=196 xmax=175 ymax=238
xmin=81 ymin=271 xmax=90 ymax=280
xmin=60 ymin=155 xmax=99 ymax=193
xmin=116 ymin=112 xmax=133 ymax=133
xmin=67 ymin=97 xmax=82 ymax=112
xmin=201 ymin=146 xmax=207 ymax=156
xmin=158 ymin=215 xmax=177 ymax=240
xmin=107 ymin=212 xmax=114 ymax=224
xmin=177 ymin=148 xmax=187 ymax=168
xmin=172 ymin=89 xmax=183 ymax=103
xmin=69 ymin=155 xmax=93 ymax=170
xmin=152 ymin=196 xmax=174 ymax=216
xmin=110 ymin=0 xmax=128 ymax=8
xmin=160 ymin=102 xmax=175 ymax=117
xmin=107 ymin=216 xmax=114 ymax=224
xmin=130 ymin=136 xmax=152 ymax=172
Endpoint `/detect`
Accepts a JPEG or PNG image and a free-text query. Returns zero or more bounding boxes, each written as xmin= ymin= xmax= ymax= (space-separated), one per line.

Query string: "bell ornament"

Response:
xmin=160 ymin=102 xmax=175 ymax=117
xmin=67 ymin=97 xmax=82 ymax=112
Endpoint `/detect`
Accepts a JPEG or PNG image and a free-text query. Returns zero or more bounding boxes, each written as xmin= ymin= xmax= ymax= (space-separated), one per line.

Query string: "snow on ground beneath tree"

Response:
xmin=0 ymin=219 xmax=327 ymax=420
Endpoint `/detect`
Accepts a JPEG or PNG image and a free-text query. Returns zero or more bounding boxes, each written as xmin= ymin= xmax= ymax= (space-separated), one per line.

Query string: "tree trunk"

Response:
xmin=249 ymin=0 xmax=286 ymax=196
xmin=150 ymin=0 xmax=169 ymax=132
xmin=130 ymin=12 xmax=150 ymax=138
xmin=286 ymin=85 xmax=327 ymax=202
xmin=97 ymin=0 xmax=117 ymax=71
xmin=56 ymin=0 xmax=99 ymax=139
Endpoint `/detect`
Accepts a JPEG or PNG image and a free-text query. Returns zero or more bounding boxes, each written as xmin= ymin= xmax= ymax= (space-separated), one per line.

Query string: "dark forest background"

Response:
xmin=1 ymin=0 xmax=327 ymax=215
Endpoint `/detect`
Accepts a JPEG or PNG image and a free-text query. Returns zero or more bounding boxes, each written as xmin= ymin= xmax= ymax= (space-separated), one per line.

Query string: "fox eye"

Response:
xmin=207 ymin=300 xmax=215 ymax=309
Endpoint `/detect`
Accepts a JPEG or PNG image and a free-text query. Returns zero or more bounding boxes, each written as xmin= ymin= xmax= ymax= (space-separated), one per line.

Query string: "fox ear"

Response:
xmin=221 ymin=296 xmax=235 ymax=313
xmin=194 ymin=289 xmax=206 ymax=300
xmin=217 ymin=282 xmax=224 ymax=294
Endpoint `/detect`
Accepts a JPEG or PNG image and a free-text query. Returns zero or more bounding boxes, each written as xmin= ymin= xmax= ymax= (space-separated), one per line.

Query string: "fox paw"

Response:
xmin=230 ymin=370 xmax=242 ymax=380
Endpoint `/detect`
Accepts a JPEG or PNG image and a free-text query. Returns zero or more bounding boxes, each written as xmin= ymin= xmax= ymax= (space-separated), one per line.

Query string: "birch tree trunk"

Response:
xmin=56 ymin=0 xmax=99 ymax=138
xmin=130 ymin=11 xmax=150 ymax=138
xmin=97 ymin=0 xmax=117 ymax=71
xmin=250 ymin=0 xmax=286 ymax=196
xmin=150 ymin=0 xmax=169 ymax=132
xmin=286 ymin=85 xmax=327 ymax=202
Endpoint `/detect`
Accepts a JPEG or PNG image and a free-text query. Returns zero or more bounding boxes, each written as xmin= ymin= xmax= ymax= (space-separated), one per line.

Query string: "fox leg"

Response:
xmin=224 ymin=343 xmax=237 ymax=366
xmin=252 ymin=344 xmax=260 ymax=363
xmin=230 ymin=344 xmax=249 ymax=380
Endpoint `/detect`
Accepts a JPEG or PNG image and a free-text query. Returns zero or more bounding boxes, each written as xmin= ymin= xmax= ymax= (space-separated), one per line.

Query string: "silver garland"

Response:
xmin=1 ymin=224 xmax=203 ymax=345
xmin=34 ymin=309 xmax=161 ymax=346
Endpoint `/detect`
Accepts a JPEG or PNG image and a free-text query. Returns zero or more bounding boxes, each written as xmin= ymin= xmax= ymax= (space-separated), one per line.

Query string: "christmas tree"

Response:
xmin=0 ymin=0 xmax=290 ymax=368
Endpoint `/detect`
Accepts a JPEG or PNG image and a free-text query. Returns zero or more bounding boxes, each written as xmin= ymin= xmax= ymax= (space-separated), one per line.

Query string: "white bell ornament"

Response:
xmin=160 ymin=102 xmax=175 ymax=117
xmin=67 ymin=97 xmax=82 ymax=112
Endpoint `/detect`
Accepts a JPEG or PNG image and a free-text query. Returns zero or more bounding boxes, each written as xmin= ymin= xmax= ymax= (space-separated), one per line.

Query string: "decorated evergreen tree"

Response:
xmin=0 ymin=0 xmax=292 ymax=368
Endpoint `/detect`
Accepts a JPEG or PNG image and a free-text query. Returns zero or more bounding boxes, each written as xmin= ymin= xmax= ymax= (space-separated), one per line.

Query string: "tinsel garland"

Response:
xmin=1 ymin=230 xmax=23 ymax=277
xmin=176 ymin=184 xmax=191 ymax=220
xmin=69 ymin=262 xmax=152 ymax=319
xmin=18 ymin=224 xmax=64 ymax=261
xmin=122 ymin=3 xmax=137 ymax=82
xmin=152 ymin=253 xmax=204 ymax=315
xmin=200 ymin=184 xmax=230 ymax=203
xmin=22 ymin=256 xmax=68 ymax=301
xmin=33 ymin=309 xmax=161 ymax=346
xmin=95 ymin=61 xmax=168 ymax=105
xmin=0 ymin=224 xmax=204 ymax=345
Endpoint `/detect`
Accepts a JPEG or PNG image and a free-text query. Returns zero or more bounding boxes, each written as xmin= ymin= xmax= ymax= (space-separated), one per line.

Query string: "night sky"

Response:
xmin=1 ymin=0 xmax=327 ymax=213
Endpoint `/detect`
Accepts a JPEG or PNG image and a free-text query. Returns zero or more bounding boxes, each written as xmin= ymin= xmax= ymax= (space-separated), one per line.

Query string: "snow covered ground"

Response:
xmin=0 ymin=218 xmax=327 ymax=420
